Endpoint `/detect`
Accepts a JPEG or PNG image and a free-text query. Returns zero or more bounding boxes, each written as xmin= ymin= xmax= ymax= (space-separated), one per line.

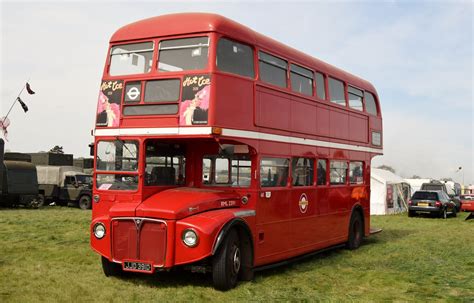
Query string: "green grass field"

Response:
xmin=0 ymin=208 xmax=473 ymax=302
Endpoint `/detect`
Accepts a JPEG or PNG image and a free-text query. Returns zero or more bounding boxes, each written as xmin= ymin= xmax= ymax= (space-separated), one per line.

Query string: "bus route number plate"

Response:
xmin=123 ymin=261 xmax=153 ymax=273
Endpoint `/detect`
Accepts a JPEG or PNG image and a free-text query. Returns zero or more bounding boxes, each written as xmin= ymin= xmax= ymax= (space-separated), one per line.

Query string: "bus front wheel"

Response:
xmin=346 ymin=211 xmax=363 ymax=250
xmin=101 ymin=256 xmax=122 ymax=277
xmin=212 ymin=229 xmax=241 ymax=291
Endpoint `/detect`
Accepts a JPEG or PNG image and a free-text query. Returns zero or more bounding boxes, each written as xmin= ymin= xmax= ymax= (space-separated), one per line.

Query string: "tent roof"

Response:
xmin=371 ymin=168 xmax=406 ymax=184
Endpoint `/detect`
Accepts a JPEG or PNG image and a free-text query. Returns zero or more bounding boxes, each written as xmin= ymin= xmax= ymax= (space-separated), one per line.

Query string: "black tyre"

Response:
xmin=101 ymin=256 xmax=122 ymax=277
xmin=408 ymin=210 xmax=416 ymax=217
xmin=439 ymin=207 xmax=447 ymax=219
xmin=452 ymin=207 xmax=457 ymax=218
xmin=79 ymin=195 xmax=92 ymax=210
xmin=346 ymin=211 xmax=363 ymax=250
xmin=212 ymin=229 xmax=241 ymax=291
xmin=37 ymin=194 xmax=45 ymax=208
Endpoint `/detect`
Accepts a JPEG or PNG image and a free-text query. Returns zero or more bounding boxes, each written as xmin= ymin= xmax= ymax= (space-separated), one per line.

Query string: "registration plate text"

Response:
xmin=123 ymin=261 xmax=153 ymax=273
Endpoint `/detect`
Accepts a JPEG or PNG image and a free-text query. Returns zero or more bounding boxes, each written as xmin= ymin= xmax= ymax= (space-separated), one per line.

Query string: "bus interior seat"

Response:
xmin=151 ymin=166 xmax=176 ymax=185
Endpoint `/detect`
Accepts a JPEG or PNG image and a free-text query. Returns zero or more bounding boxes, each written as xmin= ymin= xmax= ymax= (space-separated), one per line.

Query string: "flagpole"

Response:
xmin=3 ymin=80 xmax=29 ymax=120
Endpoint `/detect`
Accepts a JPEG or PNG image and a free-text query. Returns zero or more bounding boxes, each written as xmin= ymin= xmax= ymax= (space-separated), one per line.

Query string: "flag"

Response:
xmin=0 ymin=117 xmax=10 ymax=141
xmin=17 ymin=97 xmax=28 ymax=113
xmin=26 ymin=82 xmax=35 ymax=95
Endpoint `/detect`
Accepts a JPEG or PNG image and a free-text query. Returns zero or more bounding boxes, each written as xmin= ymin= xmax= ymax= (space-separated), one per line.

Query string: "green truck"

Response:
xmin=0 ymin=139 xmax=39 ymax=207
xmin=36 ymin=165 xmax=92 ymax=209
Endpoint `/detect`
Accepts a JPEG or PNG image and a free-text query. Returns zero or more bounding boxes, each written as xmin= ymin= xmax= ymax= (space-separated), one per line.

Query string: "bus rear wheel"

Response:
xmin=346 ymin=211 xmax=363 ymax=250
xmin=212 ymin=229 xmax=241 ymax=291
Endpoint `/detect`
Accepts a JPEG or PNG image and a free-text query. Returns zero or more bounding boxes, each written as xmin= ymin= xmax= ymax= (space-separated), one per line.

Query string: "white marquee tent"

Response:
xmin=371 ymin=168 xmax=411 ymax=215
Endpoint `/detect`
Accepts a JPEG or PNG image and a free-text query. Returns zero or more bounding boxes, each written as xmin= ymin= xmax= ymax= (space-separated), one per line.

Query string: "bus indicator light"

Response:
xmin=211 ymin=127 xmax=222 ymax=135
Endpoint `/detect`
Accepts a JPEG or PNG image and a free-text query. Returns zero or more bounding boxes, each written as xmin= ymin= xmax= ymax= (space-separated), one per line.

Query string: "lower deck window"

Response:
xmin=349 ymin=162 xmax=364 ymax=184
xmin=203 ymin=155 xmax=251 ymax=187
xmin=317 ymin=159 xmax=327 ymax=185
xmin=260 ymin=158 xmax=289 ymax=187
xmin=96 ymin=174 xmax=138 ymax=191
xmin=292 ymin=157 xmax=314 ymax=186
xmin=145 ymin=141 xmax=186 ymax=186
xmin=330 ymin=161 xmax=348 ymax=185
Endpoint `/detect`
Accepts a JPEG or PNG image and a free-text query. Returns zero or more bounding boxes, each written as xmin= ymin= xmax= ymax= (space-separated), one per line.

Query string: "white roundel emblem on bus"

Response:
xmin=127 ymin=86 xmax=140 ymax=100
xmin=299 ymin=193 xmax=309 ymax=214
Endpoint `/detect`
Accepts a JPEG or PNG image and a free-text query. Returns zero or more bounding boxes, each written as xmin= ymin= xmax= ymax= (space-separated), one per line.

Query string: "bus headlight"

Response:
xmin=93 ymin=223 xmax=106 ymax=239
xmin=182 ymin=229 xmax=199 ymax=247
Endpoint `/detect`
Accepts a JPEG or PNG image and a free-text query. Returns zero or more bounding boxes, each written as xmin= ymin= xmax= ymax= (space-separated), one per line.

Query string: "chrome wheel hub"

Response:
xmin=232 ymin=247 xmax=241 ymax=274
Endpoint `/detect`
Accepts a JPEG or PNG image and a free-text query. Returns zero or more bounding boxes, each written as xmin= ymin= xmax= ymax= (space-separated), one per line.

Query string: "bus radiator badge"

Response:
xmin=299 ymin=193 xmax=309 ymax=214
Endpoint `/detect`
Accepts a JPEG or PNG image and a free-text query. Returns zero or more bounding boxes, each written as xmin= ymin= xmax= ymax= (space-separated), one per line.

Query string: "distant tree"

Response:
xmin=49 ymin=146 xmax=64 ymax=154
xmin=441 ymin=177 xmax=453 ymax=182
xmin=377 ymin=165 xmax=396 ymax=174
xmin=411 ymin=175 xmax=421 ymax=179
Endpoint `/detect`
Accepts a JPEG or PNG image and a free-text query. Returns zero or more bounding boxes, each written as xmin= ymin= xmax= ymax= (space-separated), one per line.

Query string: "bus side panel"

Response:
xmin=212 ymin=73 xmax=254 ymax=129
xmin=255 ymin=86 xmax=291 ymax=131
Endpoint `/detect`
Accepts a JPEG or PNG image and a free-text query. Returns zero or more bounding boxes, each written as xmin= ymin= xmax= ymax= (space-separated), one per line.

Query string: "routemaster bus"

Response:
xmin=90 ymin=13 xmax=383 ymax=290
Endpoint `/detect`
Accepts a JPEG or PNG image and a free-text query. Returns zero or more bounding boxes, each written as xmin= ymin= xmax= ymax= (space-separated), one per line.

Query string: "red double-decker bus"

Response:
xmin=90 ymin=13 xmax=383 ymax=290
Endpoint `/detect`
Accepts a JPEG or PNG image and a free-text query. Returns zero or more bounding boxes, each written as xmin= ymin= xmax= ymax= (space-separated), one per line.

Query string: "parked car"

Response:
xmin=408 ymin=190 xmax=457 ymax=218
xmin=460 ymin=194 xmax=474 ymax=220
xmin=420 ymin=182 xmax=461 ymax=211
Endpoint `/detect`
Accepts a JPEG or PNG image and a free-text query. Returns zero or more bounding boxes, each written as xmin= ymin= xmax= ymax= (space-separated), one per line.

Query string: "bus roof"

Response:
xmin=110 ymin=13 xmax=376 ymax=92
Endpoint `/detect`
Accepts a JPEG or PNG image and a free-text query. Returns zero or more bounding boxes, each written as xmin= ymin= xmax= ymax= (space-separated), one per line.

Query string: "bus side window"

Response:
xmin=315 ymin=72 xmax=326 ymax=100
xmin=258 ymin=51 xmax=288 ymax=88
xmin=364 ymin=92 xmax=378 ymax=116
xmin=290 ymin=64 xmax=313 ymax=96
xmin=329 ymin=77 xmax=345 ymax=106
xmin=349 ymin=162 xmax=364 ymax=184
xmin=216 ymin=38 xmax=254 ymax=78
xmin=292 ymin=157 xmax=314 ymax=186
xmin=348 ymin=86 xmax=363 ymax=111
xmin=260 ymin=158 xmax=289 ymax=187
xmin=330 ymin=161 xmax=348 ymax=185
xmin=317 ymin=159 xmax=327 ymax=185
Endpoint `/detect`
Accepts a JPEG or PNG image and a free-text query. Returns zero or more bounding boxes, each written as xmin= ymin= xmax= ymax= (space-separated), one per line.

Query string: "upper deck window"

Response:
xmin=258 ymin=51 xmax=287 ymax=88
xmin=158 ymin=37 xmax=209 ymax=72
xmin=290 ymin=64 xmax=313 ymax=96
xmin=348 ymin=86 xmax=363 ymax=111
xmin=144 ymin=79 xmax=180 ymax=102
xmin=315 ymin=72 xmax=326 ymax=100
xmin=109 ymin=42 xmax=154 ymax=76
xmin=329 ymin=77 xmax=345 ymax=106
xmin=217 ymin=38 xmax=254 ymax=78
xmin=364 ymin=92 xmax=378 ymax=115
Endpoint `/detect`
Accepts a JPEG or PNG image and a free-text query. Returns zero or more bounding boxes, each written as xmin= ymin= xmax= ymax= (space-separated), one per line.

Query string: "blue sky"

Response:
xmin=0 ymin=1 xmax=472 ymax=184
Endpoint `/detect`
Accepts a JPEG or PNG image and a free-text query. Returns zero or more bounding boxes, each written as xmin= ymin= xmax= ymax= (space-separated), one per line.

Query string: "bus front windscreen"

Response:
xmin=109 ymin=42 xmax=154 ymax=76
xmin=95 ymin=140 xmax=139 ymax=191
xmin=158 ymin=37 xmax=209 ymax=72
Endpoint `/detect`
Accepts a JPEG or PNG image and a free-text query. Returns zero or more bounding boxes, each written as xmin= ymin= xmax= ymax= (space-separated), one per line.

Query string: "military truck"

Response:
xmin=0 ymin=139 xmax=39 ymax=207
xmin=36 ymin=165 xmax=93 ymax=209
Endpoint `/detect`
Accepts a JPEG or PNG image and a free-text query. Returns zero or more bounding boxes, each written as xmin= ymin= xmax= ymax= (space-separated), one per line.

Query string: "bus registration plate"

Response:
xmin=123 ymin=261 xmax=153 ymax=273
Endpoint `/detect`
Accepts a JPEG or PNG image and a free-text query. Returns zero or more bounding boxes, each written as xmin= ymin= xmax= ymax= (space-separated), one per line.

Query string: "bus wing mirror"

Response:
xmin=219 ymin=144 xmax=234 ymax=156
xmin=89 ymin=143 xmax=94 ymax=156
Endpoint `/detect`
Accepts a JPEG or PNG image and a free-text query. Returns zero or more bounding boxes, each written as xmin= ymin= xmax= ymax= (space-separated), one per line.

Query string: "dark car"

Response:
xmin=420 ymin=182 xmax=461 ymax=211
xmin=408 ymin=190 xmax=457 ymax=218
